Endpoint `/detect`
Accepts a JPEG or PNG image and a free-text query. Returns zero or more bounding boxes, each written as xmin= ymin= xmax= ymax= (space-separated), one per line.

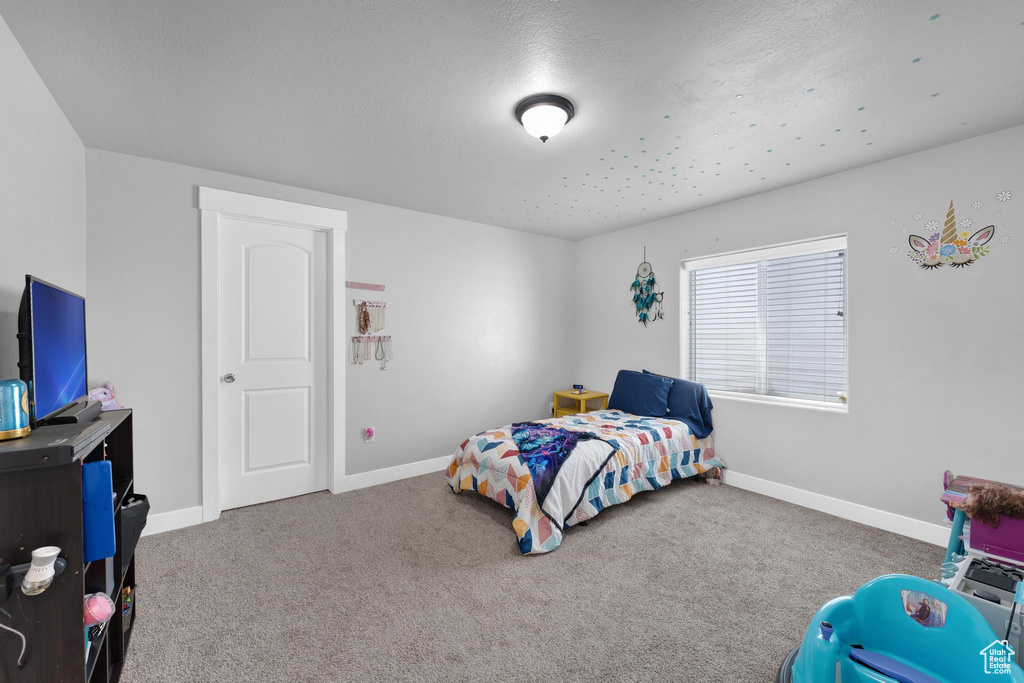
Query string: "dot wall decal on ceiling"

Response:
xmin=510 ymin=100 xmax=917 ymax=230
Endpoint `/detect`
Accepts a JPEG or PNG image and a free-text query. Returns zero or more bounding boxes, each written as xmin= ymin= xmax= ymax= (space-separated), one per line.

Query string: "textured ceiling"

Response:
xmin=2 ymin=0 xmax=1023 ymax=240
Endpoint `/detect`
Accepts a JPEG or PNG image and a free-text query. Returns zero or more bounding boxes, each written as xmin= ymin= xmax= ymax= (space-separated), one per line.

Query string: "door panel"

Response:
xmin=219 ymin=218 xmax=327 ymax=510
xmin=244 ymin=243 xmax=310 ymax=362
xmin=242 ymin=387 xmax=310 ymax=472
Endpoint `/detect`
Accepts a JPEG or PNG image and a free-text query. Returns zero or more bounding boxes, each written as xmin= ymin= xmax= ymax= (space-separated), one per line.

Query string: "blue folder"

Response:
xmin=82 ymin=460 xmax=116 ymax=563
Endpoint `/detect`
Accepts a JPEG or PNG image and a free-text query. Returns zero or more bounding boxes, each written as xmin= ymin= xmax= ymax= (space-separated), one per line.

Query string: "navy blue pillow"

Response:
xmin=607 ymin=370 xmax=672 ymax=417
xmin=642 ymin=369 xmax=714 ymax=438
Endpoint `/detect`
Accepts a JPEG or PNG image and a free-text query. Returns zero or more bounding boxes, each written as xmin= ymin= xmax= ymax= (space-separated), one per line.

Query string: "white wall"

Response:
xmin=574 ymin=125 xmax=1024 ymax=526
xmin=85 ymin=149 xmax=574 ymax=515
xmin=0 ymin=14 xmax=85 ymax=377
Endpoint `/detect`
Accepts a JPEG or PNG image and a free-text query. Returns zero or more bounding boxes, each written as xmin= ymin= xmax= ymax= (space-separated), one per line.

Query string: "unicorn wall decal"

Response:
xmin=908 ymin=200 xmax=995 ymax=269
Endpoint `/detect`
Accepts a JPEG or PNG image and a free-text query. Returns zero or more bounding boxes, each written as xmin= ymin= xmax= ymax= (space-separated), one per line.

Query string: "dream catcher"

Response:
xmin=630 ymin=247 xmax=664 ymax=326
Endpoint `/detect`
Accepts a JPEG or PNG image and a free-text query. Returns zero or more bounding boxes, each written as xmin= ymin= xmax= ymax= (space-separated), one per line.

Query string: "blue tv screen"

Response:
xmin=28 ymin=278 xmax=87 ymax=422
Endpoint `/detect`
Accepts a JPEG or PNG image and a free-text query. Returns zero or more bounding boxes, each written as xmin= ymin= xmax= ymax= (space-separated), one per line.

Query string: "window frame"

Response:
xmin=679 ymin=235 xmax=849 ymax=412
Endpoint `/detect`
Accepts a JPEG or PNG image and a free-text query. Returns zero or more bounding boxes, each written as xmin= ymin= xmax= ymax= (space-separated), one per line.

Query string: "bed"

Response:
xmin=445 ymin=408 xmax=724 ymax=555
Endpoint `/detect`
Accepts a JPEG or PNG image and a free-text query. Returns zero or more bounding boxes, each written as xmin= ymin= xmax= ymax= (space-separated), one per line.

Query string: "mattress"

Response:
xmin=445 ymin=409 xmax=724 ymax=554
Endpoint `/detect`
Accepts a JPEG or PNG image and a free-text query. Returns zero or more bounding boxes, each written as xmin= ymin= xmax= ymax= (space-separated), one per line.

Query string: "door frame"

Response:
xmin=198 ymin=187 xmax=347 ymax=522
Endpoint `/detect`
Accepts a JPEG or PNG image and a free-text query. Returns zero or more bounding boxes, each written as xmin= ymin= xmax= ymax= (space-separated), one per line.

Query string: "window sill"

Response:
xmin=707 ymin=389 xmax=848 ymax=413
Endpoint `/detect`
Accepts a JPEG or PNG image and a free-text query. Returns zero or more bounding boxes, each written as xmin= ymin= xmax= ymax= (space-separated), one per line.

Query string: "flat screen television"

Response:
xmin=18 ymin=275 xmax=89 ymax=426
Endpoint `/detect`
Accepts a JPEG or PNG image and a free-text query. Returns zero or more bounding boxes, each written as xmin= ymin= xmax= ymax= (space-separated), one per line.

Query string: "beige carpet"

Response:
xmin=120 ymin=473 xmax=939 ymax=683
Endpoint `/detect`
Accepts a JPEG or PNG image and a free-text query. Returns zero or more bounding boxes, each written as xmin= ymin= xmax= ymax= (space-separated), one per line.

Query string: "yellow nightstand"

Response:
xmin=553 ymin=390 xmax=609 ymax=418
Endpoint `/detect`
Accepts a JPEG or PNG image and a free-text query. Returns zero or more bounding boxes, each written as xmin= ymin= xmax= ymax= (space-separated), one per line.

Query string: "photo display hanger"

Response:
xmin=354 ymin=300 xmax=390 ymax=334
xmin=351 ymin=335 xmax=392 ymax=370
xmin=630 ymin=246 xmax=664 ymax=326
xmin=352 ymin=299 xmax=392 ymax=369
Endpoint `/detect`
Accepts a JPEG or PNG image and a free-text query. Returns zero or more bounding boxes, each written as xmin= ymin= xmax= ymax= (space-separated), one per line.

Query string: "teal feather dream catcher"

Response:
xmin=630 ymin=247 xmax=664 ymax=326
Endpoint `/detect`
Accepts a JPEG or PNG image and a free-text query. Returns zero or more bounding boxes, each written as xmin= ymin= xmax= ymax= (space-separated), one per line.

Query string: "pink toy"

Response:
xmin=87 ymin=382 xmax=122 ymax=411
xmin=83 ymin=593 xmax=115 ymax=627
xmin=971 ymin=516 xmax=1024 ymax=567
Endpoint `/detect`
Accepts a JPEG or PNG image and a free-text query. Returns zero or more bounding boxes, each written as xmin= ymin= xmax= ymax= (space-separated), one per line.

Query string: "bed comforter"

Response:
xmin=445 ymin=409 xmax=724 ymax=555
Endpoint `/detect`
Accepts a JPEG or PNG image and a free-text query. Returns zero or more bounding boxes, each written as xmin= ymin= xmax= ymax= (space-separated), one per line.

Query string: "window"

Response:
xmin=682 ymin=236 xmax=847 ymax=407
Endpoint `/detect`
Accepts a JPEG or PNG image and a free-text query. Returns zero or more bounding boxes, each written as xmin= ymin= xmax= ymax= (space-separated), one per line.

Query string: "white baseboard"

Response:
xmin=139 ymin=463 xmax=949 ymax=548
xmin=724 ymin=470 xmax=949 ymax=547
xmin=141 ymin=456 xmax=453 ymax=536
xmin=338 ymin=454 xmax=451 ymax=492
xmin=142 ymin=505 xmax=203 ymax=537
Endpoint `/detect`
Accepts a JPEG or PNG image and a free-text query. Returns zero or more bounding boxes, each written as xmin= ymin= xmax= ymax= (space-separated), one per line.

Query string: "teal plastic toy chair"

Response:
xmin=778 ymin=574 xmax=1024 ymax=682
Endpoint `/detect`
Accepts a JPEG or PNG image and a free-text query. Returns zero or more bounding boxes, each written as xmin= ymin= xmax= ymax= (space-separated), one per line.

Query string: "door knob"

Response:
xmin=223 ymin=373 xmax=236 ymax=384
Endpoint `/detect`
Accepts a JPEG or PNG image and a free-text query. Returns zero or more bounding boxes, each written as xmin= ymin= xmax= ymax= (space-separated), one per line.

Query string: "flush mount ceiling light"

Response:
xmin=514 ymin=94 xmax=575 ymax=143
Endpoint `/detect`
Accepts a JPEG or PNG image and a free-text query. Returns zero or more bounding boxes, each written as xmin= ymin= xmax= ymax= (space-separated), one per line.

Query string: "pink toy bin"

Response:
xmin=969 ymin=515 xmax=1024 ymax=567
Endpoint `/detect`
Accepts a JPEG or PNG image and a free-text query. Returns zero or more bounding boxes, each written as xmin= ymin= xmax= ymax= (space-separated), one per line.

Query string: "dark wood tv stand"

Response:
xmin=0 ymin=410 xmax=138 ymax=682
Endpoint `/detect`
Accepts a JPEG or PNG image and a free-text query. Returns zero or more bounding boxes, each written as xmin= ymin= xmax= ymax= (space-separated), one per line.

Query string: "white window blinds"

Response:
xmin=685 ymin=237 xmax=847 ymax=405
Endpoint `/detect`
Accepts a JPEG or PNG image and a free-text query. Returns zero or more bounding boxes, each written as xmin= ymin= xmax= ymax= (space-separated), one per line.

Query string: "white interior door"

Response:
xmin=218 ymin=218 xmax=328 ymax=510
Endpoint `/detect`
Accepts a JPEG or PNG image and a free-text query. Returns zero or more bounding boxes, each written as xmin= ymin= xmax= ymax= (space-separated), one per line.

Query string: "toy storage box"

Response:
xmin=970 ymin=516 xmax=1024 ymax=567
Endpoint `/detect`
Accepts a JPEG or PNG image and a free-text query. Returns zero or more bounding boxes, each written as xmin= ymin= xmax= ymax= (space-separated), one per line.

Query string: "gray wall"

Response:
xmin=574 ymin=124 xmax=1024 ymax=525
xmin=0 ymin=14 xmax=86 ymax=378
xmin=5 ymin=0 xmax=1020 ymax=534
xmin=85 ymin=149 xmax=575 ymax=515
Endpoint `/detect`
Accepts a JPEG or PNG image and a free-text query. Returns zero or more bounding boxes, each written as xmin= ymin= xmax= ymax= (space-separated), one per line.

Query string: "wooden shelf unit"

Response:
xmin=0 ymin=410 xmax=137 ymax=683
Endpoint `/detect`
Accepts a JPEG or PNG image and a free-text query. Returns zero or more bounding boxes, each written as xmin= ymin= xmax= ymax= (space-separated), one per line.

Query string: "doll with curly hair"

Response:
xmin=961 ymin=483 xmax=1024 ymax=528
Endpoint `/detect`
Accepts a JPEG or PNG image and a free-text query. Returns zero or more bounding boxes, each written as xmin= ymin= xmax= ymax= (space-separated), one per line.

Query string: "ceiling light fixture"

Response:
xmin=515 ymin=94 xmax=575 ymax=143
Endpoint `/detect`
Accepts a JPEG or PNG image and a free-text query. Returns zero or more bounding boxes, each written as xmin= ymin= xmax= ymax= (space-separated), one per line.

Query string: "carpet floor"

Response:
xmin=121 ymin=473 xmax=940 ymax=683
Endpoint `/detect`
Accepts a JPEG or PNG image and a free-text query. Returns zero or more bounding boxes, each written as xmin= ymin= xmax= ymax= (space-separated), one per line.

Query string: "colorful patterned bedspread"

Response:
xmin=445 ymin=410 xmax=723 ymax=555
